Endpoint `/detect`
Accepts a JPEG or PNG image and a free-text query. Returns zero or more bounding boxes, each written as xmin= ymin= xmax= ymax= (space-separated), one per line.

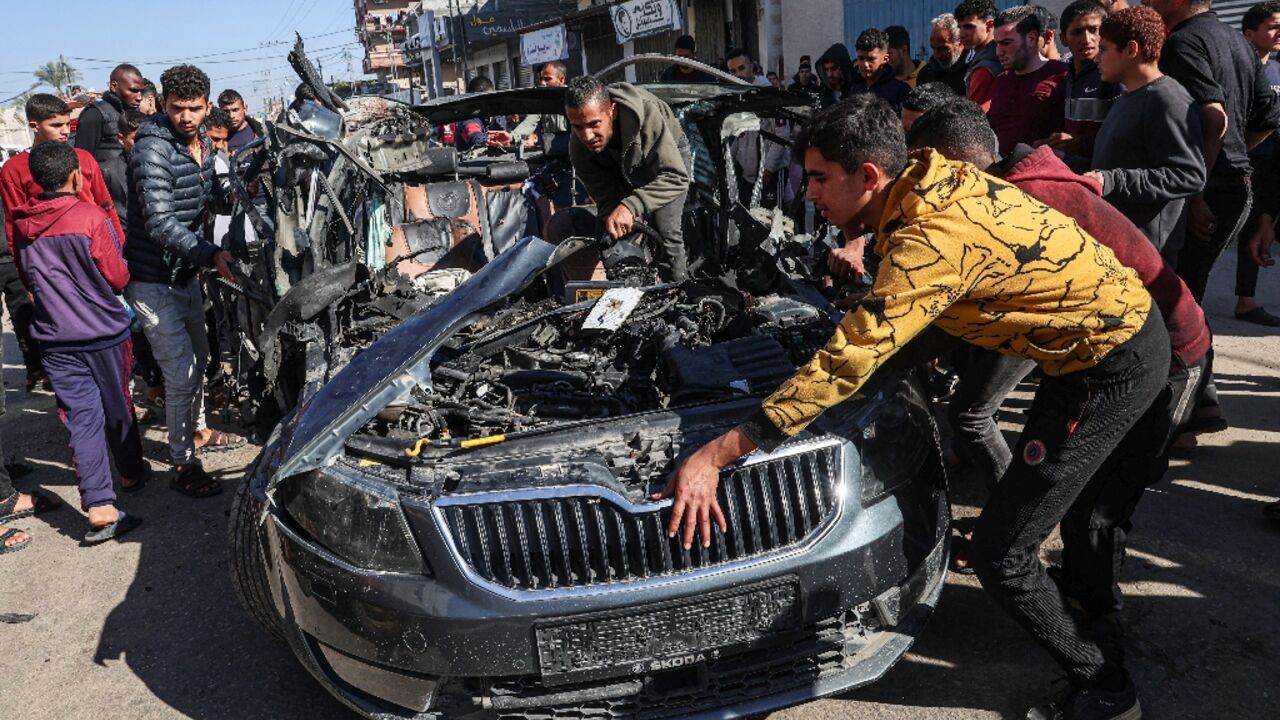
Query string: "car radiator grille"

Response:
xmin=437 ymin=445 xmax=841 ymax=590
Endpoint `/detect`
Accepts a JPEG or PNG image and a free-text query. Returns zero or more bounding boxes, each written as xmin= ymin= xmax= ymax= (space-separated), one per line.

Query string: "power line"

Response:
xmin=62 ymin=29 xmax=355 ymax=67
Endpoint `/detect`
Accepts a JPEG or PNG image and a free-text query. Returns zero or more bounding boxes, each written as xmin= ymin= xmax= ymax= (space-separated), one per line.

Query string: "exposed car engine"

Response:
xmin=377 ymin=281 xmax=835 ymax=444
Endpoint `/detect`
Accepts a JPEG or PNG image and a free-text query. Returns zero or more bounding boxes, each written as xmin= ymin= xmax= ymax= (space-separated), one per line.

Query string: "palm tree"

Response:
xmin=32 ymin=58 xmax=81 ymax=96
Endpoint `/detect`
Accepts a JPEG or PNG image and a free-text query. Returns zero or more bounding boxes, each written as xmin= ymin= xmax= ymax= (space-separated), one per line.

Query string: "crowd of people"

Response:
xmin=0 ymin=1 xmax=1277 ymax=718
xmin=0 ymin=63 xmax=260 ymax=553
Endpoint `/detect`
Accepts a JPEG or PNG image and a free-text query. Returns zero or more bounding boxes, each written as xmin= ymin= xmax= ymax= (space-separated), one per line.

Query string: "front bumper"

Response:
xmin=257 ymin=452 xmax=949 ymax=719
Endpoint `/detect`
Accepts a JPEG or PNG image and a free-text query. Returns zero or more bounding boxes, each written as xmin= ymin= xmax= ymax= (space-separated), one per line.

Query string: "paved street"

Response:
xmin=2 ymin=252 xmax=1278 ymax=719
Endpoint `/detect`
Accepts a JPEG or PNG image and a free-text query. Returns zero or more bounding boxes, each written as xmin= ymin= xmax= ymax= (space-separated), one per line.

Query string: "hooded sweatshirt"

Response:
xmin=742 ymin=149 xmax=1151 ymax=450
xmin=11 ymin=193 xmax=130 ymax=351
xmin=816 ymin=43 xmax=857 ymax=108
xmin=1 ymin=146 xmax=123 ymax=257
xmin=569 ymin=82 xmax=690 ymax=219
xmin=997 ymin=144 xmax=1210 ymax=371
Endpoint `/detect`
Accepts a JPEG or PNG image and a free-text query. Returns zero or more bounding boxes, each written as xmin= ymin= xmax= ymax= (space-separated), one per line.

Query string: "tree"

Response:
xmin=32 ymin=57 xmax=81 ymax=96
xmin=4 ymin=83 xmax=41 ymax=110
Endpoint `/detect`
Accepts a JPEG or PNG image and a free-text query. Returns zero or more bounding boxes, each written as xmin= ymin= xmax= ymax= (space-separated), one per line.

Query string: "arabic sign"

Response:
xmin=462 ymin=0 xmax=567 ymax=43
xmin=521 ymin=24 xmax=568 ymax=66
xmin=611 ymin=0 xmax=681 ymax=44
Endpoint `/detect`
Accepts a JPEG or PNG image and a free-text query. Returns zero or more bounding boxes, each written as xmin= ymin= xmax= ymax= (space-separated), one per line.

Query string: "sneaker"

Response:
xmin=1033 ymin=676 xmax=1141 ymax=720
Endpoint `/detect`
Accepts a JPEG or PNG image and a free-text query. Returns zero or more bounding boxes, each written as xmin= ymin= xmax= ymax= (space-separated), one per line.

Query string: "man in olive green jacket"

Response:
xmin=566 ymin=76 xmax=692 ymax=281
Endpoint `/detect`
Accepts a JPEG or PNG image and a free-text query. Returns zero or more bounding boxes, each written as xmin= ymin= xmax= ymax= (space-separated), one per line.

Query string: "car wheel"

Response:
xmin=227 ymin=477 xmax=285 ymax=641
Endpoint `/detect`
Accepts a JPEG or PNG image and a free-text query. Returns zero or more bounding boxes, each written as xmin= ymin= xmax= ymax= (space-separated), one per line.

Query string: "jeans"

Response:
xmin=125 ymin=279 xmax=209 ymax=466
xmin=948 ymin=349 xmax=1035 ymax=488
xmin=971 ymin=307 xmax=1170 ymax=688
xmin=1173 ymin=178 xmax=1252 ymax=304
xmin=1235 ymin=201 xmax=1268 ymax=298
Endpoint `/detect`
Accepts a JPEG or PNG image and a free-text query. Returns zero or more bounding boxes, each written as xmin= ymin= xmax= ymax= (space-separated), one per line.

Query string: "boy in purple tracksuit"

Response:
xmin=10 ymin=142 xmax=146 ymax=544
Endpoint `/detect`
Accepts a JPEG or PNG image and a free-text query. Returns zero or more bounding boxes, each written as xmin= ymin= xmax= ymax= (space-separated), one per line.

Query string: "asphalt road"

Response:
xmin=2 ymin=252 xmax=1278 ymax=719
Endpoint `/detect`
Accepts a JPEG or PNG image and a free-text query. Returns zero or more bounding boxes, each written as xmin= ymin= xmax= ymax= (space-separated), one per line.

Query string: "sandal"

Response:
xmin=121 ymin=467 xmax=152 ymax=494
xmin=196 ymin=429 xmax=246 ymax=454
xmin=83 ymin=511 xmax=142 ymax=546
xmin=0 ymin=490 xmax=63 ymax=524
xmin=0 ymin=527 xmax=31 ymax=555
xmin=169 ymin=464 xmax=222 ymax=498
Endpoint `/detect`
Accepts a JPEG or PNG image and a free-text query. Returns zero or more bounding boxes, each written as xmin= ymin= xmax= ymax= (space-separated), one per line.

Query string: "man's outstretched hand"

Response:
xmin=1248 ymin=213 xmax=1276 ymax=267
xmin=605 ymin=204 xmax=635 ymax=240
xmin=653 ymin=426 xmax=759 ymax=549
xmin=213 ymin=250 xmax=237 ymax=283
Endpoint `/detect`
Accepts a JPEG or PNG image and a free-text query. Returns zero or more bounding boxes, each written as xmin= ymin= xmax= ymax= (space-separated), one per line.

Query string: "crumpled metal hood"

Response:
xmin=269 ymin=235 xmax=559 ymax=488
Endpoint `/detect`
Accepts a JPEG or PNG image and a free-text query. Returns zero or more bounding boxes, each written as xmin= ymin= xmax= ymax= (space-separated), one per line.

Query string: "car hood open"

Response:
xmin=270 ymin=235 xmax=560 ymax=488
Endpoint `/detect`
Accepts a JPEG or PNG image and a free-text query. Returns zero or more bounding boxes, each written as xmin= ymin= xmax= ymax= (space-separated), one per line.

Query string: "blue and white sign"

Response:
xmin=611 ymin=0 xmax=681 ymax=44
xmin=520 ymin=24 xmax=568 ymax=67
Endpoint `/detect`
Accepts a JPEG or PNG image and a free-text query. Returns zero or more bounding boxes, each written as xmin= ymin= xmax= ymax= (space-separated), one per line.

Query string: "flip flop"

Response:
xmin=0 ymin=490 xmax=63 ymax=524
xmin=1235 ymin=306 xmax=1280 ymax=327
xmin=196 ymin=429 xmax=246 ymax=454
xmin=121 ymin=467 xmax=152 ymax=494
xmin=83 ymin=511 xmax=142 ymax=546
xmin=0 ymin=527 xmax=31 ymax=555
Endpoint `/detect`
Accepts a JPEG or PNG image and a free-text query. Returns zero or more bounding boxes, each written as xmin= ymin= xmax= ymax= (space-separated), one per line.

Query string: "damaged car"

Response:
xmin=227 ymin=51 xmax=950 ymax=719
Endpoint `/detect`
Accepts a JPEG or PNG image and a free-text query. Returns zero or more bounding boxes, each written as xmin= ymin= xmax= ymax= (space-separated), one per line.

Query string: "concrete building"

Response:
xmin=355 ymin=0 xmax=422 ymax=91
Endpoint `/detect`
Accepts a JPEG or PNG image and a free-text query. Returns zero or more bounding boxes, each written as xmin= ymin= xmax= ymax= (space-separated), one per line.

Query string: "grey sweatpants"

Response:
xmin=125 ymin=278 xmax=209 ymax=466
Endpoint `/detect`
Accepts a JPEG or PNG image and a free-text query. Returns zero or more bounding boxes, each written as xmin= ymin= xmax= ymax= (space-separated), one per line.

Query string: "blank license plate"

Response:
xmin=535 ymin=578 xmax=801 ymax=685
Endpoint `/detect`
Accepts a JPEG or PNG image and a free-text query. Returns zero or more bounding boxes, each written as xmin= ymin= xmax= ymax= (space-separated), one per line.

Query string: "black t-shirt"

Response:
xmin=1160 ymin=11 xmax=1280 ymax=181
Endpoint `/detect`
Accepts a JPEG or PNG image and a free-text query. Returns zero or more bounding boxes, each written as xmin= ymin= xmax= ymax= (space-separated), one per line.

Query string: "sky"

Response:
xmin=0 ymin=0 xmax=367 ymax=115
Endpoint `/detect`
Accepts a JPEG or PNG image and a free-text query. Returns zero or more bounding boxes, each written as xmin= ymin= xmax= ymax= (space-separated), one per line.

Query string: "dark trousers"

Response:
xmin=1235 ymin=201 xmax=1269 ymax=298
xmin=971 ymin=308 xmax=1170 ymax=688
xmin=1059 ymin=353 xmax=1207 ymax=619
xmin=0 ymin=338 xmax=12 ymax=501
xmin=0 ymin=260 xmax=43 ymax=378
xmin=948 ymin=348 xmax=1035 ymax=488
xmin=42 ymin=339 xmax=146 ymax=510
xmin=1174 ymin=179 xmax=1252 ymax=304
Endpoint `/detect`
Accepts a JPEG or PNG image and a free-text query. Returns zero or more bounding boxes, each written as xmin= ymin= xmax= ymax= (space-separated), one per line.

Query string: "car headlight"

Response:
xmin=277 ymin=464 xmax=428 ymax=575
xmin=859 ymin=392 xmax=933 ymax=505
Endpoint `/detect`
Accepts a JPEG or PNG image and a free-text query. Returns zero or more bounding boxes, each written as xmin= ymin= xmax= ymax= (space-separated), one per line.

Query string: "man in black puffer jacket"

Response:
xmin=124 ymin=64 xmax=243 ymax=500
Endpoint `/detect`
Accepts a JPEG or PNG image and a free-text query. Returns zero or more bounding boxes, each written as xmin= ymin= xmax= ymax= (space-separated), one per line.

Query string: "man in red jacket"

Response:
xmin=11 ymin=142 xmax=146 ymax=544
xmin=906 ymin=97 xmax=1211 ymax=717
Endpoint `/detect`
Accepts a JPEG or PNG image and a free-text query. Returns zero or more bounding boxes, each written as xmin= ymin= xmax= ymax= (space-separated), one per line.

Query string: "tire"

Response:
xmin=227 ymin=475 xmax=285 ymax=641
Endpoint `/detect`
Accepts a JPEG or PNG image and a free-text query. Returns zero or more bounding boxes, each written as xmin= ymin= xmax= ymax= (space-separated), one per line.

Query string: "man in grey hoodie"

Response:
xmin=566 ymin=76 xmax=692 ymax=281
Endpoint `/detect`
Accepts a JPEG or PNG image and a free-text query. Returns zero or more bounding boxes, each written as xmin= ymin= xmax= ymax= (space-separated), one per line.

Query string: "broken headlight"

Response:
xmin=858 ymin=393 xmax=932 ymax=505
xmin=278 ymin=465 xmax=428 ymax=575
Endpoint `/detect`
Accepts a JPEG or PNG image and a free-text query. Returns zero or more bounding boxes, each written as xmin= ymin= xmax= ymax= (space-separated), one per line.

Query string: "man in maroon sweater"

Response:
xmin=907 ymin=99 xmax=1210 ymax=712
xmin=988 ymin=5 xmax=1069 ymax=154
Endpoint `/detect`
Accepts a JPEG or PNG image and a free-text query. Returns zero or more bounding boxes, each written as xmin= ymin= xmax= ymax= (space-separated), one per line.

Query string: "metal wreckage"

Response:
xmin=225 ymin=41 xmax=950 ymax=720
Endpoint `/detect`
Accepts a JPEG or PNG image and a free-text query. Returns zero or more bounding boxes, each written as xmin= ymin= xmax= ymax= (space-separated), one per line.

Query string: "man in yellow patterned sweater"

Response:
xmin=657 ymin=96 xmax=1166 ymax=718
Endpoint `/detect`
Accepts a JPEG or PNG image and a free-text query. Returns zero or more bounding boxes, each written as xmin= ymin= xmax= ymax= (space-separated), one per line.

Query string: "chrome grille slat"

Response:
xmin=438 ymin=445 xmax=840 ymax=591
